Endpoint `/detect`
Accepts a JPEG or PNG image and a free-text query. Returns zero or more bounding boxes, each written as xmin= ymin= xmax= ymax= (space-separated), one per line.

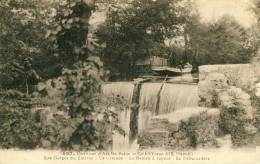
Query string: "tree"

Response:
xmin=39 ymin=0 xmax=125 ymax=150
xmin=253 ymin=0 xmax=260 ymax=21
xmin=184 ymin=15 xmax=254 ymax=68
xmin=0 ymin=0 xmax=56 ymax=91
xmin=96 ymin=0 xmax=186 ymax=79
xmin=35 ymin=0 xmax=96 ymax=80
xmin=252 ymin=0 xmax=260 ymax=58
xmin=0 ymin=0 xmax=95 ymax=90
xmin=0 ymin=0 xmax=124 ymax=150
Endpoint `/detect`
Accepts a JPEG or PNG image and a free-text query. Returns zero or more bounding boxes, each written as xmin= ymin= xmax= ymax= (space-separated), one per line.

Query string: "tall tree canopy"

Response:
xmin=253 ymin=0 xmax=260 ymax=58
xmin=96 ymin=0 xmax=187 ymax=78
xmin=175 ymin=14 xmax=256 ymax=69
xmin=0 ymin=0 xmax=95 ymax=90
xmin=0 ymin=0 xmax=54 ymax=90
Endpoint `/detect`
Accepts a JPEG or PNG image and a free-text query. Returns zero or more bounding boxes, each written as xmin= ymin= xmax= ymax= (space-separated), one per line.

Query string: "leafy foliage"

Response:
xmin=199 ymin=73 xmax=229 ymax=107
xmin=46 ymin=0 xmax=94 ymax=68
xmin=199 ymin=71 xmax=257 ymax=146
xmin=0 ymin=90 xmax=42 ymax=149
xmin=219 ymin=87 xmax=257 ymax=146
xmin=184 ymin=15 xmax=255 ymax=69
xmin=96 ymin=0 xmax=186 ymax=78
xmin=0 ymin=0 xmax=52 ymax=89
xmin=39 ymin=59 xmax=125 ymax=150
xmin=0 ymin=0 xmax=94 ymax=88
xmin=1 ymin=0 xmax=259 ymax=151
xmin=0 ymin=0 xmax=124 ymax=150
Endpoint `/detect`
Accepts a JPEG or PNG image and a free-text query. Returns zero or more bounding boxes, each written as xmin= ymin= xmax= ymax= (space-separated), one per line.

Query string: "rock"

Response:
xmin=41 ymin=139 xmax=52 ymax=148
xmin=216 ymin=135 xmax=232 ymax=148
xmin=138 ymin=107 xmax=220 ymax=150
xmin=167 ymin=74 xmax=196 ymax=83
xmin=154 ymin=107 xmax=209 ymax=123
xmin=138 ymin=130 xmax=169 ymax=149
xmin=146 ymin=118 xmax=179 ymax=132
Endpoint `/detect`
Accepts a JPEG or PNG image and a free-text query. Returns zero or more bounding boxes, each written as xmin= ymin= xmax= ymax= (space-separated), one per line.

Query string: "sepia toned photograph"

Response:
xmin=0 ymin=0 xmax=260 ymax=163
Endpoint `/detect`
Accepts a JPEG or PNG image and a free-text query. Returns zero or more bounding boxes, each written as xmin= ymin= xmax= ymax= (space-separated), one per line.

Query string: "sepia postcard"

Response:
xmin=0 ymin=0 xmax=260 ymax=164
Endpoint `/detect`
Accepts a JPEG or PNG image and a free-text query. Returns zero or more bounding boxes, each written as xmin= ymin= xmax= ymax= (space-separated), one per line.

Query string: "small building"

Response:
xmin=135 ymin=56 xmax=169 ymax=74
xmin=135 ymin=56 xmax=192 ymax=76
xmin=135 ymin=57 xmax=152 ymax=74
xmin=150 ymin=56 xmax=169 ymax=67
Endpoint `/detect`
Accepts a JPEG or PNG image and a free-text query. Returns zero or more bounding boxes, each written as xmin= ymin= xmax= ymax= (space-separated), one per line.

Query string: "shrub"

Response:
xmin=218 ymin=87 xmax=257 ymax=146
xmin=198 ymin=73 xmax=228 ymax=107
xmin=251 ymin=82 xmax=260 ymax=131
xmin=37 ymin=59 xmax=125 ymax=150
xmin=0 ymin=88 xmax=125 ymax=150
xmin=0 ymin=91 xmax=42 ymax=149
xmin=138 ymin=108 xmax=220 ymax=149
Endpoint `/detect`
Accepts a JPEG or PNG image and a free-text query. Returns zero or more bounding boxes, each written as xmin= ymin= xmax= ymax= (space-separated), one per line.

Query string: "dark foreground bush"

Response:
xmin=0 ymin=89 xmax=125 ymax=150
xmin=0 ymin=92 xmax=42 ymax=149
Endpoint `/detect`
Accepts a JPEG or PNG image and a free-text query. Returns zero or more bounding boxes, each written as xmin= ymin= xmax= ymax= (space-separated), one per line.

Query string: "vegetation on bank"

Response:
xmin=199 ymin=70 xmax=259 ymax=146
xmin=0 ymin=0 xmax=260 ymax=150
xmin=0 ymin=0 xmax=124 ymax=150
xmin=96 ymin=0 xmax=259 ymax=78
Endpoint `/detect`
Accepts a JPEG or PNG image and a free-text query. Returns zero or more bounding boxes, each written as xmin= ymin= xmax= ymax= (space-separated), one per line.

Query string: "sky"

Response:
xmin=196 ymin=0 xmax=257 ymax=28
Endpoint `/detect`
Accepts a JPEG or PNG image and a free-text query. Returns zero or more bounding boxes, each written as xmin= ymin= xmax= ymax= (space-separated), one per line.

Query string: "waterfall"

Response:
xmin=102 ymin=81 xmax=199 ymax=148
xmin=101 ymin=82 xmax=134 ymax=150
xmin=138 ymin=83 xmax=199 ymax=133
xmin=138 ymin=83 xmax=162 ymax=133
xmin=159 ymin=83 xmax=198 ymax=113
xmin=138 ymin=83 xmax=198 ymax=113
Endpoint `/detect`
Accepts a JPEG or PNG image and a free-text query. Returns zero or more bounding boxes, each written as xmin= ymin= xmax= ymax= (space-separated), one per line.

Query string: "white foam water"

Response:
xmin=102 ymin=82 xmax=199 ymax=149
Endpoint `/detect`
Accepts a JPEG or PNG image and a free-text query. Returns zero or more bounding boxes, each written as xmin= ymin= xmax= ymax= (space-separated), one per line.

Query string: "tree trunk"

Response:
xmin=25 ymin=79 xmax=29 ymax=96
xmin=129 ymin=81 xmax=142 ymax=143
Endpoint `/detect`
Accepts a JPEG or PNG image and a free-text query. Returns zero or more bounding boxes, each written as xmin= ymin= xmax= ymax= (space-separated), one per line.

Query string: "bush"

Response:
xmin=0 ymin=88 xmax=125 ymax=150
xmin=39 ymin=96 xmax=124 ymax=150
xmin=218 ymin=87 xmax=257 ymax=146
xmin=138 ymin=108 xmax=220 ymax=149
xmin=199 ymin=71 xmax=258 ymax=146
xmin=251 ymin=82 xmax=260 ymax=131
xmin=36 ymin=59 xmax=125 ymax=150
xmin=0 ymin=0 xmax=123 ymax=151
xmin=198 ymin=73 xmax=228 ymax=107
xmin=167 ymin=109 xmax=220 ymax=149
xmin=0 ymin=92 xmax=42 ymax=149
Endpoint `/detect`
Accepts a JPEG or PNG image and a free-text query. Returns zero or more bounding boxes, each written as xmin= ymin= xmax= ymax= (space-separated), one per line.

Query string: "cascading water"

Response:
xmin=138 ymin=83 xmax=162 ymax=133
xmin=102 ymin=81 xmax=199 ymax=149
xmin=159 ymin=83 xmax=198 ymax=113
xmin=138 ymin=83 xmax=199 ymax=133
xmin=101 ymin=82 xmax=134 ymax=150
